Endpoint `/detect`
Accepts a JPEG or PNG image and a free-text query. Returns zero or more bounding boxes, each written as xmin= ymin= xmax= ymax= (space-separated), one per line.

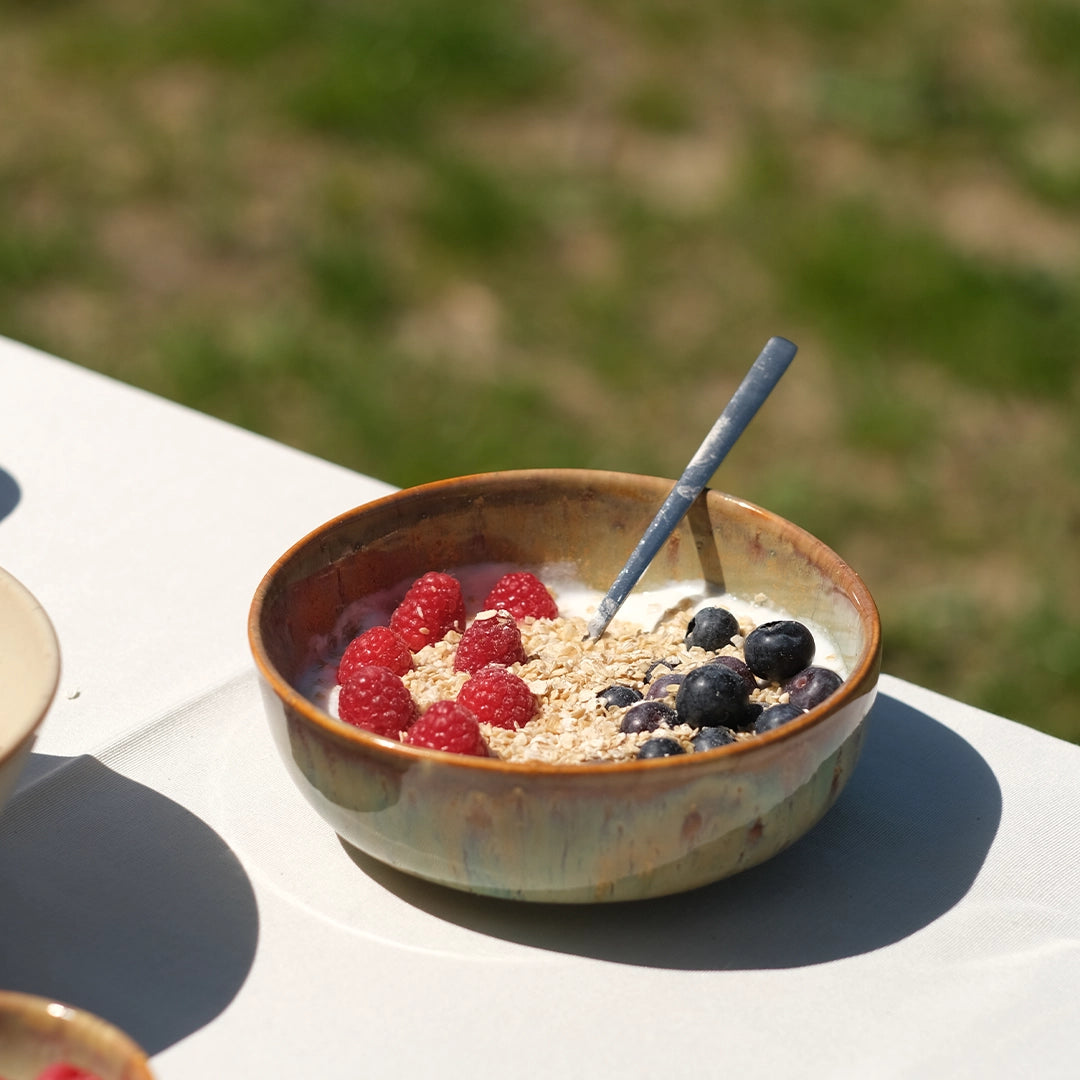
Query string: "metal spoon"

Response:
xmin=584 ymin=335 xmax=798 ymax=641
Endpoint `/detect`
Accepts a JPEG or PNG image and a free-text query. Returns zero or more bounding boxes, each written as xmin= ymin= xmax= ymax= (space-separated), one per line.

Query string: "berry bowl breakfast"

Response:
xmin=0 ymin=567 xmax=60 ymax=818
xmin=0 ymin=991 xmax=155 ymax=1080
xmin=249 ymin=469 xmax=881 ymax=903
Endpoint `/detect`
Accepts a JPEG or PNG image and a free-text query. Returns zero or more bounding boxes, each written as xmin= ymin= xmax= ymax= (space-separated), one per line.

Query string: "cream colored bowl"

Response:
xmin=0 ymin=991 xmax=154 ymax=1080
xmin=0 ymin=567 xmax=60 ymax=814
xmin=250 ymin=470 xmax=881 ymax=903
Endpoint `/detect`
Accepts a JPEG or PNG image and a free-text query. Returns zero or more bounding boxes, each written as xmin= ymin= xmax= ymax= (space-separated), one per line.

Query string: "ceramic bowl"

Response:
xmin=0 ymin=567 xmax=60 ymax=815
xmin=0 ymin=991 xmax=154 ymax=1080
xmin=249 ymin=469 xmax=881 ymax=903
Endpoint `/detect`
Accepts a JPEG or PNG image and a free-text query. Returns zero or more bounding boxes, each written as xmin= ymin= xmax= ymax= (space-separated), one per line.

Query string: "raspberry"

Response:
xmin=35 ymin=1068 xmax=105 ymax=1080
xmin=403 ymin=701 xmax=489 ymax=756
xmin=337 ymin=625 xmax=413 ymax=681
xmin=458 ymin=664 xmax=538 ymax=730
xmin=453 ymin=610 xmax=527 ymax=673
xmin=482 ymin=571 xmax=558 ymax=621
xmin=389 ymin=571 xmax=466 ymax=652
xmin=337 ymin=664 xmax=418 ymax=737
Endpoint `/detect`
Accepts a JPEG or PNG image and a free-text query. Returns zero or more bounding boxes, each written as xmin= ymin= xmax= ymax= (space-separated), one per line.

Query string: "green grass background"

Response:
xmin=2 ymin=0 xmax=1078 ymax=741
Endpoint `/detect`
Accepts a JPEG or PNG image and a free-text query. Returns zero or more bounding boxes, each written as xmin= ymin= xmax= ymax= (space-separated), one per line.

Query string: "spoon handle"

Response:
xmin=585 ymin=335 xmax=798 ymax=641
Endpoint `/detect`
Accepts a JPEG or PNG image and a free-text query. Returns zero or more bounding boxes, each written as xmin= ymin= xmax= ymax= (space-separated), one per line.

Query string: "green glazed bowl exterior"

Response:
xmin=249 ymin=469 xmax=881 ymax=903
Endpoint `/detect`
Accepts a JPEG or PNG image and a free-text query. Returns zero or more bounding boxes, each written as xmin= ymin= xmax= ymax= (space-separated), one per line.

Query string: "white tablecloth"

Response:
xmin=2 ymin=336 xmax=1078 ymax=1079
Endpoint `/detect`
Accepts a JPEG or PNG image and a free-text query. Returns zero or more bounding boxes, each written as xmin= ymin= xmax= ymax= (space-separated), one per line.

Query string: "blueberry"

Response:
xmin=691 ymin=726 xmax=737 ymax=752
xmin=638 ymin=736 xmax=685 ymax=759
xmin=646 ymin=672 xmax=684 ymax=700
xmin=743 ymin=620 xmax=816 ymax=682
xmin=706 ymin=654 xmax=757 ymax=695
xmin=753 ymin=702 xmax=806 ymax=734
xmin=684 ymin=606 xmax=739 ymax=651
xmin=598 ymin=684 xmax=643 ymax=708
xmin=783 ymin=666 xmax=843 ymax=710
xmin=620 ymin=700 xmax=677 ymax=734
xmin=674 ymin=664 xmax=754 ymax=730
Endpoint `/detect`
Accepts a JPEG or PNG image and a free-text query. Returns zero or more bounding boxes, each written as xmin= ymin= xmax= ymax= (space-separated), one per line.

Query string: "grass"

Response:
xmin=1 ymin=0 xmax=1078 ymax=742
xmin=757 ymin=195 xmax=1079 ymax=398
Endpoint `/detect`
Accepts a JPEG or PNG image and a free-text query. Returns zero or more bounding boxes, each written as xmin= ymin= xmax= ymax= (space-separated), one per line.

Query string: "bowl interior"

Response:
xmin=254 ymin=469 xmax=879 ymax=747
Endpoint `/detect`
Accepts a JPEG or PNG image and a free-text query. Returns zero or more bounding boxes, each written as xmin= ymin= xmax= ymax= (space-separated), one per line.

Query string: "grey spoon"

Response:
xmin=584 ymin=335 xmax=798 ymax=641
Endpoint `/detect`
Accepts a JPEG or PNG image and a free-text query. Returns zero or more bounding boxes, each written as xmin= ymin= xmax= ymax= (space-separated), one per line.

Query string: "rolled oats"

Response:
xmin=399 ymin=608 xmax=782 ymax=765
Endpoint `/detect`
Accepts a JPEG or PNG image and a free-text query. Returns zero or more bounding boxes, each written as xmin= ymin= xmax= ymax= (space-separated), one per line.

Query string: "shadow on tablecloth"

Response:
xmin=0 ymin=754 xmax=259 ymax=1053
xmin=344 ymin=692 xmax=1002 ymax=969
xmin=0 ymin=467 xmax=20 ymax=523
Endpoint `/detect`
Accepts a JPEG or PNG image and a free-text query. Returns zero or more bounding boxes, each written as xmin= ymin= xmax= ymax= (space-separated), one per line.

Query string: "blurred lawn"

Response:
xmin=1 ymin=0 xmax=1078 ymax=741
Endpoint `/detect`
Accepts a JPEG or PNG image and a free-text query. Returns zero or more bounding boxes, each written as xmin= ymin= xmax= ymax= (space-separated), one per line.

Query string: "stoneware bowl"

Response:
xmin=0 ymin=991 xmax=154 ymax=1080
xmin=0 ymin=566 xmax=60 ymax=815
xmin=249 ymin=469 xmax=881 ymax=903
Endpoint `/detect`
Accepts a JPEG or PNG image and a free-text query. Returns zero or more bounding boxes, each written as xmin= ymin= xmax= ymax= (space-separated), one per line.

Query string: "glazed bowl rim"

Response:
xmin=248 ymin=467 xmax=881 ymax=776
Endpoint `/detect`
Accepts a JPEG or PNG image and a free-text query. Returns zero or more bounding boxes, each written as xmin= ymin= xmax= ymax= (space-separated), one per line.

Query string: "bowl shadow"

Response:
xmin=342 ymin=692 xmax=1001 ymax=969
xmin=0 ymin=754 xmax=260 ymax=1053
xmin=0 ymin=466 xmax=19 ymax=524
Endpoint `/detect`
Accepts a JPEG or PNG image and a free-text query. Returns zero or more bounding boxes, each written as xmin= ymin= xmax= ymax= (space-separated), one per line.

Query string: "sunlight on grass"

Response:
xmin=0 ymin=221 xmax=81 ymax=291
xmin=417 ymin=156 xmax=542 ymax=258
xmin=284 ymin=0 xmax=564 ymax=143
xmin=1018 ymin=0 xmax=1080 ymax=86
xmin=305 ymin=239 xmax=402 ymax=330
xmin=618 ymin=81 xmax=697 ymax=134
xmin=751 ymin=194 xmax=1078 ymax=398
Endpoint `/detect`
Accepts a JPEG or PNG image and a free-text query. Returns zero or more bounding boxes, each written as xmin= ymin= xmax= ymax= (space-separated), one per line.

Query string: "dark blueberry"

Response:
xmin=706 ymin=654 xmax=757 ymax=695
xmin=620 ymin=700 xmax=677 ymax=734
xmin=597 ymin=684 xmax=643 ymax=709
xmin=643 ymin=657 xmax=680 ymax=683
xmin=646 ymin=672 xmax=684 ymax=700
xmin=783 ymin=666 xmax=844 ymax=710
xmin=691 ymin=726 xmax=737 ymax=752
xmin=637 ymin=736 xmax=686 ymax=759
xmin=674 ymin=664 xmax=753 ymax=730
xmin=684 ymin=606 xmax=739 ymax=651
xmin=753 ymin=702 xmax=806 ymax=734
xmin=743 ymin=620 xmax=816 ymax=682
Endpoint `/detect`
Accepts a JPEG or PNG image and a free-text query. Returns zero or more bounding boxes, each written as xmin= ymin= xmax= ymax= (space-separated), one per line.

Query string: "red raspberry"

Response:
xmin=482 ymin=571 xmax=558 ymax=620
xmin=389 ymin=571 xmax=466 ymax=652
xmin=337 ymin=664 xmax=418 ymax=737
xmin=453 ymin=610 xmax=527 ymax=673
xmin=403 ymin=701 xmax=489 ymax=756
xmin=337 ymin=625 xmax=413 ymax=681
xmin=35 ymin=1068 xmax=105 ymax=1080
xmin=458 ymin=664 xmax=537 ymax=730
xmin=35 ymin=1067 xmax=105 ymax=1075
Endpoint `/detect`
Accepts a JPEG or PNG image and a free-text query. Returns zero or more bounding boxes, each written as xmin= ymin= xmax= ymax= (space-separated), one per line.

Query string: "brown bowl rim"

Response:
xmin=248 ymin=468 xmax=882 ymax=776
